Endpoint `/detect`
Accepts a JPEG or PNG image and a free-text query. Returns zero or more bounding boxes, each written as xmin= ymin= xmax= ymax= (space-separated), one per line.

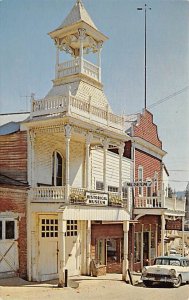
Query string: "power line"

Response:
xmin=148 ymin=85 xmax=189 ymax=110
xmin=125 ymin=85 xmax=189 ymax=116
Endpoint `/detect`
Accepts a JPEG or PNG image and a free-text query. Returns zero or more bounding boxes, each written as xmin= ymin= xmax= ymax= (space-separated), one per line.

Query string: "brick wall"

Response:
xmin=133 ymin=110 xmax=162 ymax=148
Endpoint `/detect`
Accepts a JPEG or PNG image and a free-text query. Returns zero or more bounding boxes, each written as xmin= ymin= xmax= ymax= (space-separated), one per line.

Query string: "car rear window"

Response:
xmin=154 ymin=258 xmax=181 ymax=266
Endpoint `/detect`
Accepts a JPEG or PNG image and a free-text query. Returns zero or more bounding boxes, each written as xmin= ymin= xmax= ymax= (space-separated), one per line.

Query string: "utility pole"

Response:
xmin=137 ymin=4 xmax=151 ymax=109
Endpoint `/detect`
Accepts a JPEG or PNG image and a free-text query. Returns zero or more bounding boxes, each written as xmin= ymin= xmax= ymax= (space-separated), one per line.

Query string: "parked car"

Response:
xmin=141 ymin=256 xmax=189 ymax=288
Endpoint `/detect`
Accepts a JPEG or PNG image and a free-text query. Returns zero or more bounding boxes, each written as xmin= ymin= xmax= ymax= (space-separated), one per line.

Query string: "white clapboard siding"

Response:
xmin=91 ymin=149 xmax=132 ymax=189
xmin=34 ymin=137 xmax=84 ymax=187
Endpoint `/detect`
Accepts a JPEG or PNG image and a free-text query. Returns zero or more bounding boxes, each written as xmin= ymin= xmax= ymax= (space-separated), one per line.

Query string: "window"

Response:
xmin=134 ymin=232 xmax=141 ymax=263
xmin=0 ymin=219 xmax=16 ymax=240
xmin=66 ymin=220 xmax=77 ymax=237
xmin=52 ymin=151 xmax=64 ymax=186
xmin=96 ymin=181 xmax=104 ymax=190
xmin=138 ymin=166 xmax=143 ymax=196
xmin=41 ymin=218 xmax=58 ymax=238
xmin=108 ymin=186 xmax=118 ymax=193
xmin=5 ymin=221 xmax=15 ymax=239
xmin=146 ymin=179 xmax=152 ymax=197
xmin=122 ymin=187 xmax=128 ymax=200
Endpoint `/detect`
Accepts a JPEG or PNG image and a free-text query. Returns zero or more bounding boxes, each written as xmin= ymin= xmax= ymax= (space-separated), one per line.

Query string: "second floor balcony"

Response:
xmin=29 ymin=186 xmax=128 ymax=209
xmin=134 ymin=195 xmax=185 ymax=216
xmin=31 ymin=93 xmax=124 ymax=131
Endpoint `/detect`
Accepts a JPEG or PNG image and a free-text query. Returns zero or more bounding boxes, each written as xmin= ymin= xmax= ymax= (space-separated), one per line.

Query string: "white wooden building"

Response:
xmin=22 ymin=0 xmax=132 ymax=284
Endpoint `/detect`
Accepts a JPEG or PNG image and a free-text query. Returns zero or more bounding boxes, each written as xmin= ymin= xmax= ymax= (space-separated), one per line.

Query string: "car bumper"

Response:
xmin=141 ymin=276 xmax=177 ymax=284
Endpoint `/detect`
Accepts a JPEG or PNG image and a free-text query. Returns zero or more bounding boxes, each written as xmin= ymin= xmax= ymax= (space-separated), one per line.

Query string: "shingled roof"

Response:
xmin=57 ymin=0 xmax=97 ymax=30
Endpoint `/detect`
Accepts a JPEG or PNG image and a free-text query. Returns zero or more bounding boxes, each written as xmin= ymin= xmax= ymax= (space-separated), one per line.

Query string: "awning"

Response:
xmin=58 ymin=205 xmax=130 ymax=221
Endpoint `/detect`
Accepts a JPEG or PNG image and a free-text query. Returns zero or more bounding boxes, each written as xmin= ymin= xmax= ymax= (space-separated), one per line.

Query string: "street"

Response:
xmin=0 ymin=274 xmax=189 ymax=300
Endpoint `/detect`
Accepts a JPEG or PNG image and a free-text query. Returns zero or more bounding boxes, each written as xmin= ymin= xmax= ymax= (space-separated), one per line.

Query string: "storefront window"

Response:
xmin=107 ymin=239 xmax=117 ymax=262
xmin=134 ymin=232 xmax=141 ymax=263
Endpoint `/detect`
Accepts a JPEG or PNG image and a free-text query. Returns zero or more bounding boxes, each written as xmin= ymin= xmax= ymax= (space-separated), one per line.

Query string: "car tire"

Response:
xmin=143 ymin=280 xmax=153 ymax=287
xmin=173 ymin=275 xmax=182 ymax=288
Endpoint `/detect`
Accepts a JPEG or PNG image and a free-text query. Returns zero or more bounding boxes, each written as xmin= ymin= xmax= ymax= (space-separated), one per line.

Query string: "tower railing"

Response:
xmin=57 ymin=58 xmax=100 ymax=82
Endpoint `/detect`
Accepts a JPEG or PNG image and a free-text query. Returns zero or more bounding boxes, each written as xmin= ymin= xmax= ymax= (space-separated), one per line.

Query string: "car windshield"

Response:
xmin=154 ymin=258 xmax=181 ymax=266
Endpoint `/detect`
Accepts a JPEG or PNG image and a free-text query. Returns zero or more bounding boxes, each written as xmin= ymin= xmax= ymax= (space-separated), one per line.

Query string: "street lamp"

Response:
xmin=137 ymin=4 xmax=151 ymax=109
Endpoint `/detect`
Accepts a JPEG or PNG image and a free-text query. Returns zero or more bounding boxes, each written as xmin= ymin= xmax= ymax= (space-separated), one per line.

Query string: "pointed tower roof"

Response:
xmin=57 ymin=0 xmax=97 ymax=31
xmin=49 ymin=0 xmax=107 ymax=44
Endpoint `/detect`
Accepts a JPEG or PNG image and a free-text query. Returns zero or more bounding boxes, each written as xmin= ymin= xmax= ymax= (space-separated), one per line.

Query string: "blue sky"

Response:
xmin=0 ymin=0 xmax=189 ymax=191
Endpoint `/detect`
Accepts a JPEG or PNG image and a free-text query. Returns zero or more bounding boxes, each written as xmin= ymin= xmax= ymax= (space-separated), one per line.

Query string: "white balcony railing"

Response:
xmin=134 ymin=197 xmax=162 ymax=208
xmin=134 ymin=196 xmax=185 ymax=213
xmin=30 ymin=187 xmax=66 ymax=202
xmin=57 ymin=58 xmax=100 ymax=82
xmin=30 ymin=186 xmax=127 ymax=208
xmin=31 ymin=94 xmax=124 ymax=130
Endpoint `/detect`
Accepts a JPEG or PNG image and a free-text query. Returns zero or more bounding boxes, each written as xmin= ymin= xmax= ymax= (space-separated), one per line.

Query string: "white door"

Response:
xmin=0 ymin=219 xmax=19 ymax=278
xmin=38 ymin=215 xmax=59 ymax=281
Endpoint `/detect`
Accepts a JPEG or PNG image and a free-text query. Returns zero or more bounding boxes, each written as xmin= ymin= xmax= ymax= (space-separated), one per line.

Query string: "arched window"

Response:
xmin=52 ymin=151 xmax=64 ymax=186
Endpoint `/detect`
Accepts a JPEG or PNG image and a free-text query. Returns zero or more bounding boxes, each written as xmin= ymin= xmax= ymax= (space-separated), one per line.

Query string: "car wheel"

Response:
xmin=143 ymin=280 xmax=153 ymax=287
xmin=173 ymin=275 xmax=182 ymax=288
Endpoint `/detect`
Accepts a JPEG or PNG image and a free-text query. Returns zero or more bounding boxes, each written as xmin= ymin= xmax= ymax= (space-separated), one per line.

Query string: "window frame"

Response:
xmin=52 ymin=151 xmax=64 ymax=186
xmin=0 ymin=218 xmax=17 ymax=241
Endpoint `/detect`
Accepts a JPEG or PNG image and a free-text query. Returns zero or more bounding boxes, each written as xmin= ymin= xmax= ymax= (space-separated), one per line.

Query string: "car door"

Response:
xmin=180 ymin=260 xmax=189 ymax=282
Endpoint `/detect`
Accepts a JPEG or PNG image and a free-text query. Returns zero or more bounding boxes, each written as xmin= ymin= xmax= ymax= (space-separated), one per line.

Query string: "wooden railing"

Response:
xmin=30 ymin=187 xmax=66 ymax=202
xmin=134 ymin=196 xmax=185 ymax=212
xmin=31 ymin=94 xmax=124 ymax=130
xmin=57 ymin=58 xmax=100 ymax=81
xmin=134 ymin=196 xmax=161 ymax=208
xmin=30 ymin=186 xmax=126 ymax=208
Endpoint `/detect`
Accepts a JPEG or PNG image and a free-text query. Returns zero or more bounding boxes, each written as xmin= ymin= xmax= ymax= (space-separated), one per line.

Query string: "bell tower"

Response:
xmin=49 ymin=0 xmax=107 ymax=96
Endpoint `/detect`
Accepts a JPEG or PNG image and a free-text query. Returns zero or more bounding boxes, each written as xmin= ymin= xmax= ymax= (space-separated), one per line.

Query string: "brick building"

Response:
xmin=0 ymin=123 xmax=28 ymax=278
xmin=125 ymin=109 xmax=185 ymax=271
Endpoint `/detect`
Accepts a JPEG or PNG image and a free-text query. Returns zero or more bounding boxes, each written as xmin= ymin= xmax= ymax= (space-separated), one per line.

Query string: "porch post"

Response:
xmin=86 ymin=220 xmax=91 ymax=275
xmin=161 ymin=214 xmax=165 ymax=256
xmin=141 ymin=224 xmax=144 ymax=270
xmin=85 ymin=133 xmax=92 ymax=190
xmin=103 ymin=139 xmax=109 ymax=192
xmin=65 ymin=124 xmax=71 ymax=203
xmin=155 ymin=224 xmax=158 ymax=257
xmin=118 ymin=144 xmax=124 ymax=200
xmin=58 ymin=212 xmax=67 ymax=287
xmin=182 ymin=216 xmax=185 ymax=256
xmin=122 ymin=221 xmax=129 ymax=281
xmin=149 ymin=224 xmax=151 ymax=265
xmin=28 ymin=130 xmax=36 ymax=186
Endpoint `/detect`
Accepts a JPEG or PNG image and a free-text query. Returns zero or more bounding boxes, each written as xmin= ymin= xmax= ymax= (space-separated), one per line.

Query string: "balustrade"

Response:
xmin=134 ymin=196 xmax=162 ymax=208
xmin=134 ymin=196 xmax=185 ymax=212
xmin=30 ymin=187 xmax=125 ymax=208
xmin=31 ymin=94 xmax=124 ymax=130
xmin=31 ymin=187 xmax=65 ymax=202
